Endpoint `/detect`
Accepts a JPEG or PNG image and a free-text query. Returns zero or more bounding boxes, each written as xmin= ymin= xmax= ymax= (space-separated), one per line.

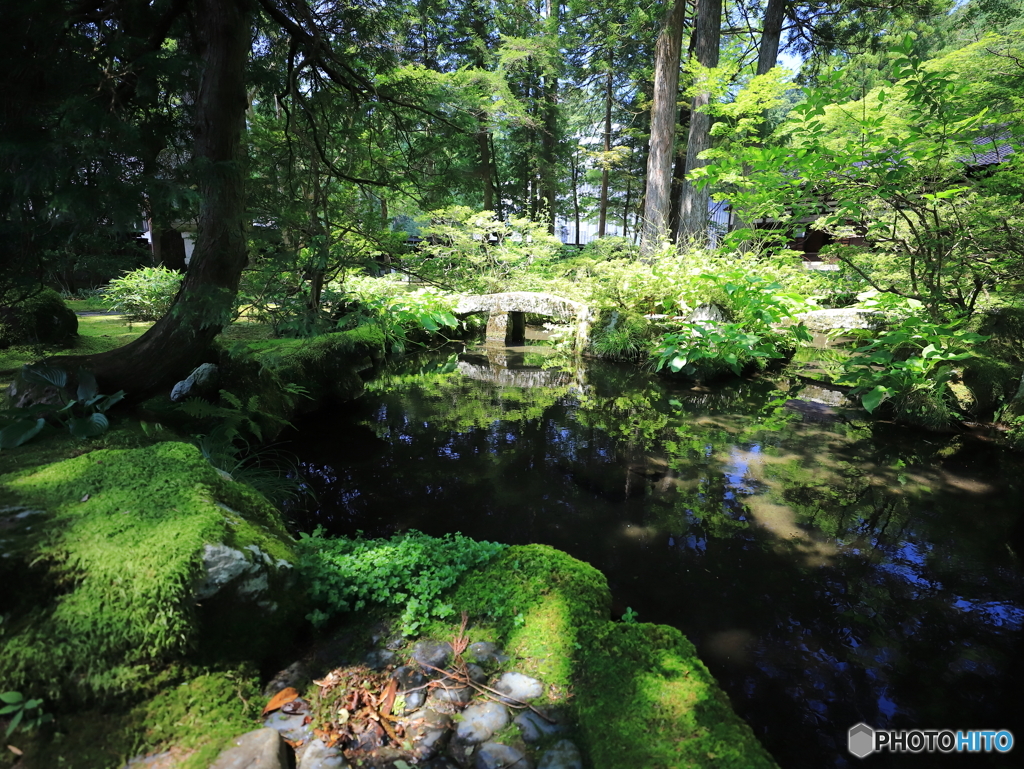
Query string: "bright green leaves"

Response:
xmin=836 ymin=314 xmax=988 ymax=426
xmin=103 ymin=266 xmax=184 ymax=322
xmin=297 ymin=529 xmax=506 ymax=636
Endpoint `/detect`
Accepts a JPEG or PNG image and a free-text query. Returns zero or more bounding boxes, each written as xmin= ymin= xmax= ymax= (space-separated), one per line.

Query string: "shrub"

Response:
xmin=297 ymin=529 xmax=506 ymax=636
xmin=0 ymin=288 xmax=78 ymax=349
xmin=103 ymin=266 xmax=183 ymax=321
xmin=835 ymin=315 xmax=988 ymax=429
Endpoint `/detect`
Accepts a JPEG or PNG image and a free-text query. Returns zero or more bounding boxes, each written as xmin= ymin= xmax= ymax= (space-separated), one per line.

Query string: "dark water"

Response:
xmin=283 ymin=345 xmax=1024 ymax=768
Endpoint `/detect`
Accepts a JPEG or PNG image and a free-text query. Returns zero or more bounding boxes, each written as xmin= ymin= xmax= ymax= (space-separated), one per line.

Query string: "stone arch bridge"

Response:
xmin=453 ymin=291 xmax=593 ymax=347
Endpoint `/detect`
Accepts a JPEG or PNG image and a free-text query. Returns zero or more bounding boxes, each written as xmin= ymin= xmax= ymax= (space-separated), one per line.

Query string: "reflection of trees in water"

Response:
xmin=285 ymin=350 xmax=1024 ymax=769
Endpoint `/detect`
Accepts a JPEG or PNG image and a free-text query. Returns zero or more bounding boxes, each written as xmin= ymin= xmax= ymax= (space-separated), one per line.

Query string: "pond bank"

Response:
xmin=0 ymin=430 xmax=773 ymax=768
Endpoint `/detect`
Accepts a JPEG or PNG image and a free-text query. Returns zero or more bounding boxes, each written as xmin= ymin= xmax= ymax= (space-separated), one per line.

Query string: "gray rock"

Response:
xmin=392 ymin=665 xmax=428 ymax=713
xmin=474 ymin=742 xmax=535 ymax=769
xmin=537 ymin=740 xmax=583 ymax=769
xmin=513 ymin=711 xmax=563 ymax=743
xmin=121 ymin=751 xmax=174 ymax=768
xmin=412 ymin=640 xmax=452 ymax=674
xmin=194 ymin=544 xmax=251 ymax=600
xmin=263 ymin=709 xmax=313 ymax=743
xmin=428 ymin=670 xmax=472 ymax=705
xmin=170 ymin=362 xmax=220 ymax=402
xmin=404 ymin=707 xmax=453 ymax=759
xmin=296 ymin=737 xmax=349 ymax=769
xmin=365 ymin=649 xmax=397 ymax=670
xmin=466 ymin=663 xmax=488 ymax=684
xmin=493 ymin=672 xmax=543 ymax=704
xmin=687 ymin=303 xmax=729 ymax=324
xmin=466 ymin=642 xmax=509 ymax=666
xmin=208 ymin=728 xmax=290 ymax=769
xmin=455 ymin=701 xmax=510 ymax=745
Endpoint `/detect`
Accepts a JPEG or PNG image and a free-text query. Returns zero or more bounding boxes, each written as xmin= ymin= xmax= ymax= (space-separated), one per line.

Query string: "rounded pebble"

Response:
xmin=514 ymin=710 xmax=563 ymax=743
xmin=537 ymin=739 xmax=582 ymax=769
xmin=455 ymin=701 xmax=510 ymax=745
xmin=413 ymin=640 xmax=453 ymax=673
xmin=297 ymin=737 xmax=349 ymax=768
xmin=493 ymin=671 xmax=544 ymax=703
xmin=474 ymin=741 xmax=535 ymax=769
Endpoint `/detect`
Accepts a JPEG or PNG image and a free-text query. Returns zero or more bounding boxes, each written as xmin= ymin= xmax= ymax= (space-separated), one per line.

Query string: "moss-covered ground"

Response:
xmin=0 ymin=439 xmax=304 ymax=769
xmin=420 ymin=545 xmax=778 ymax=769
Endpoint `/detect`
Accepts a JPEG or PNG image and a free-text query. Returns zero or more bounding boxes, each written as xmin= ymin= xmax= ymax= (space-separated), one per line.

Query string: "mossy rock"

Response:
xmin=577 ymin=623 xmax=777 ymax=768
xmin=0 ymin=664 xmax=265 ymax=769
xmin=0 ymin=441 xmax=304 ymax=704
xmin=0 ymin=288 xmax=78 ymax=349
xmin=434 ymin=544 xmax=778 ymax=768
xmin=960 ymin=357 xmax=1020 ymax=417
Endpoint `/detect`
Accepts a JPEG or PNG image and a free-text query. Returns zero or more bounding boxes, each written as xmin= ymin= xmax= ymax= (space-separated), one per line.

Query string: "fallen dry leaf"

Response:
xmin=7 ymin=745 xmax=23 ymax=756
xmin=262 ymin=686 xmax=300 ymax=716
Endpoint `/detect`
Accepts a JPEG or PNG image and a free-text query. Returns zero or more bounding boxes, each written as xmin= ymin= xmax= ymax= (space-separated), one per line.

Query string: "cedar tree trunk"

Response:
xmin=677 ymin=0 xmax=722 ymax=242
xmin=639 ymin=0 xmax=687 ymax=258
xmin=41 ymin=0 xmax=250 ymax=401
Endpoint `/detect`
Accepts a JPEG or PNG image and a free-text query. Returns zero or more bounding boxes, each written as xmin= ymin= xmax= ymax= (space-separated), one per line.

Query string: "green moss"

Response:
xmin=0 ymin=441 xmax=297 ymax=703
xmin=0 ymin=665 xmax=263 ymax=769
xmin=577 ymin=624 xmax=777 ymax=768
xmin=432 ymin=544 xmax=778 ymax=768
xmin=0 ymin=289 xmax=77 ymax=350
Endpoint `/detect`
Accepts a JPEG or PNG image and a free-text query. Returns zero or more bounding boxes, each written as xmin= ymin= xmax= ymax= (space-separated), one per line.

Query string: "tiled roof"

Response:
xmin=960 ymin=131 xmax=1015 ymax=167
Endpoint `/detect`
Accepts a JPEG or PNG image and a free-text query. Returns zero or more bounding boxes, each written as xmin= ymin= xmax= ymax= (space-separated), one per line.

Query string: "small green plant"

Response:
xmin=1 ymin=691 xmax=53 ymax=738
xmin=835 ymin=315 xmax=988 ymax=428
xmin=103 ymin=265 xmax=183 ymax=322
xmin=340 ymin=278 xmax=461 ymax=354
xmin=653 ymin=321 xmax=789 ymax=377
xmin=297 ymin=529 xmax=506 ymax=635
xmin=621 ymin=607 xmax=639 ymax=624
xmin=0 ymin=365 xmax=124 ymax=448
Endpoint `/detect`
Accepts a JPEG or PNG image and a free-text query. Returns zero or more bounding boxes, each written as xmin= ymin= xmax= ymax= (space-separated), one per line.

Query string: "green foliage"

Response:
xmin=702 ymin=35 xmax=1024 ymax=321
xmin=651 ymin=269 xmax=811 ymax=378
xmin=620 ymin=607 xmax=639 ymax=624
xmin=0 ymin=691 xmax=52 ymax=738
xmin=103 ymin=266 xmax=184 ymax=322
xmin=0 ymin=289 xmax=78 ymax=351
xmin=341 ymin=276 xmax=462 ymax=354
xmin=835 ymin=314 xmax=988 ymax=427
xmin=403 ymin=207 xmax=562 ymax=294
xmin=0 ymin=366 xmax=124 ymax=448
xmin=297 ymin=529 xmax=506 ymax=636
xmin=178 ymin=387 xmax=300 ymax=447
xmin=589 ymin=312 xmax=652 ymax=361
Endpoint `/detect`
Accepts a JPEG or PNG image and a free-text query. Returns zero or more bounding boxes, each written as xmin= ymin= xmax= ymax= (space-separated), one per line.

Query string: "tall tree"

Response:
xmin=677 ymin=0 xmax=722 ymax=241
xmin=639 ymin=0 xmax=688 ymax=257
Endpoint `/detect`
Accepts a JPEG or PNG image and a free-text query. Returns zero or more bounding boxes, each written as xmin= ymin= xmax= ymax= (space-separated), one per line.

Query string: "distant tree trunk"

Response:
xmin=43 ymin=0 xmax=250 ymax=399
xmin=639 ymin=0 xmax=687 ymax=258
xmin=623 ymin=177 xmax=632 ymax=239
xmin=478 ymin=121 xmax=494 ymax=211
xmin=598 ymin=70 xmax=612 ymax=238
xmin=571 ymin=150 xmax=582 ymax=246
xmin=757 ymin=0 xmax=786 ymax=75
xmin=489 ymin=133 xmax=504 ymax=220
xmin=677 ymin=0 xmax=722 ymax=243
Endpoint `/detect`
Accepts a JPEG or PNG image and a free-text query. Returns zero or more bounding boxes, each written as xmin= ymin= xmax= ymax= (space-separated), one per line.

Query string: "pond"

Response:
xmin=283 ymin=343 xmax=1024 ymax=768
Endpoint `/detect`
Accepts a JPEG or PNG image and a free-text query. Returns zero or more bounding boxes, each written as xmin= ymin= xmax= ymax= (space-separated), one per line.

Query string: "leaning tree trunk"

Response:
xmin=639 ymin=0 xmax=687 ymax=258
xmin=37 ymin=0 xmax=250 ymax=401
xmin=677 ymin=0 xmax=722 ymax=243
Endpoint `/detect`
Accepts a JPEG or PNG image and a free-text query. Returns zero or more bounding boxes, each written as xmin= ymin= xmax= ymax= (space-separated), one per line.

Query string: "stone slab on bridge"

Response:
xmin=454 ymin=291 xmax=592 ymax=346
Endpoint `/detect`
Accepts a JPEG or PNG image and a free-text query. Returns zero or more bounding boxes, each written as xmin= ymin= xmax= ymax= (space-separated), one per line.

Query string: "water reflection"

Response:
xmin=284 ymin=348 xmax=1024 ymax=768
